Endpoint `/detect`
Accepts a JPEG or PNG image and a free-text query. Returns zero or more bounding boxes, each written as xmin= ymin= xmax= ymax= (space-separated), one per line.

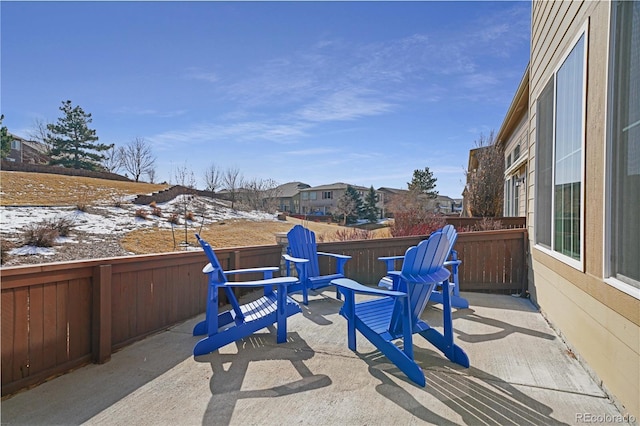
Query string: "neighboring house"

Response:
xmin=377 ymin=187 xmax=407 ymax=217
xmin=461 ymin=146 xmax=488 ymax=217
xmin=496 ymin=67 xmax=529 ymax=218
xmin=518 ymin=0 xmax=639 ymax=418
xmin=298 ymin=182 xmax=383 ymax=217
xmin=424 ymin=194 xmax=458 ymax=214
xmin=272 ymin=181 xmax=310 ymax=213
xmin=379 ymin=187 xmax=461 ymax=216
xmin=5 ymin=134 xmax=49 ymax=164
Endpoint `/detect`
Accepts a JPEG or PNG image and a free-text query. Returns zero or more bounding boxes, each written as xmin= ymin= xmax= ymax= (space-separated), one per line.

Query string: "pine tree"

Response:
xmin=363 ymin=186 xmax=379 ymax=222
xmin=0 ymin=115 xmax=11 ymax=159
xmin=345 ymin=185 xmax=364 ymax=223
xmin=408 ymin=167 xmax=438 ymax=198
xmin=47 ymin=100 xmax=112 ymax=170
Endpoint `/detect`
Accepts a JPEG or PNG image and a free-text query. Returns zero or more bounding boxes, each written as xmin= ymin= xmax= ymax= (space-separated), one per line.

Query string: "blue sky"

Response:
xmin=1 ymin=1 xmax=530 ymax=197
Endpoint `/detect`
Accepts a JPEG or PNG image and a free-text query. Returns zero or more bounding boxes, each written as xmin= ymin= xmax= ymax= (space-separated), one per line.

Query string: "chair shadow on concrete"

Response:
xmin=360 ymin=347 xmax=567 ymax=426
xmin=423 ymin=304 xmax=557 ymax=344
xmin=291 ymin=288 xmax=342 ymax=326
xmin=197 ymin=330 xmax=331 ymax=425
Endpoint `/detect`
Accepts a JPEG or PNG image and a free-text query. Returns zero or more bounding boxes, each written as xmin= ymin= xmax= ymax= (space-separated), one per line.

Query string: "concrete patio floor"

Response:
xmin=1 ymin=291 xmax=632 ymax=425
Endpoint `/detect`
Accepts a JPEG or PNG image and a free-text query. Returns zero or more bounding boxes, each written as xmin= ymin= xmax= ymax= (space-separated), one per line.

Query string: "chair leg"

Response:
xmin=359 ymin=325 xmax=426 ymax=387
xmin=340 ymin=289 xmax=357 ymax=351
xmin=419 ymin=279 xmax=470 ymax=368
xmin=276 ymin=285 xmax=287 ymax=343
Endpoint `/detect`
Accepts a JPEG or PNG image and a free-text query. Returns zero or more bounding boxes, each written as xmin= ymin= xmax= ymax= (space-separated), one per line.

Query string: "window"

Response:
xmin=322 ymin=191 xmax=332 ymax=200
xmin=309 ymin=192 xmax=317 ymax=200
xmin=535 ymin=30 xmax=586 ymax=264
xmin=301 ymin=192 xmax=308 ymax=201
xmin=506 ymin=153 xmax=512 ymax=168
xmin=11 ymin=140 xmax=20 ymax=150
xmin=514 ymin=143 xmax=521 ymax=161
xmin=505 ymin=179 xmax=512 ymax=216
xmin=608 ymin=0 xmax=639 ymax=288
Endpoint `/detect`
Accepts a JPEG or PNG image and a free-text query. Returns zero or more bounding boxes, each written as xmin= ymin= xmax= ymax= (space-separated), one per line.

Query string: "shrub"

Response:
xmin=474 ymin=217 xmax=504 ymax=231
xmin=318 ymin=227 xmax=374 ymax=242
xmin=45 ymin=216 xmax=75 ymax=237
xmin=1 ymin=239 xmax=15 ymax=264
xmin=184 ymin=211 xmax=195 ymax=221
xmin=22 ymin=223 xmax=59 ymax=247
xmin=135 ymin=209 xmax=149 ymax=219
xmin=167 ymin=213 xmax=180 ymax=224
xmin=150 ymin=201 xmax=157 ymax=208
xmin=389 ymin=210 xmax=446 ymax=237
xmin=151 ymin=207 xmax=163 ymax=217
xmin=75 ymin=188 xmax=91 ymax=212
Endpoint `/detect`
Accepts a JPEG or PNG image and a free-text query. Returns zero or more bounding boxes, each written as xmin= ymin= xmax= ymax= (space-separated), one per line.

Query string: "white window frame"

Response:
xmin=604 ymin=1 xmax=640 ymax=299
xmin=534 ymin=24 xmax=588 ymax=271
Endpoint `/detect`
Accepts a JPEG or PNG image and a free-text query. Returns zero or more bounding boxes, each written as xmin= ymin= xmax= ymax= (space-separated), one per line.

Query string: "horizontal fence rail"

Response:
xmin=1 ymin=228 xmax=526 ymax=396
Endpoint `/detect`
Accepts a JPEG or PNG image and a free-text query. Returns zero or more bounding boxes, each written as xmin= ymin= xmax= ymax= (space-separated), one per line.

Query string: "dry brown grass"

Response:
xmin=0 ymin=171 xmax=169 ymax=206
xmin=122 ymin=218 xmax=391 ymax=254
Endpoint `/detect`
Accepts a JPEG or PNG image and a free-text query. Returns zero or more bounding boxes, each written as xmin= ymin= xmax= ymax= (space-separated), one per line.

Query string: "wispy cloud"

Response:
xmin=283 ymin=147 xmax=340 ymax=156
xmin=295 ymin=88 xmax=393 ymax=122
xmin=114 ymin=106 xmax=187 ymax=118
xmin=183 ymin=67 xmax=219 ymax=83
xmin=147 ymin=120 xmax=310 ymax=149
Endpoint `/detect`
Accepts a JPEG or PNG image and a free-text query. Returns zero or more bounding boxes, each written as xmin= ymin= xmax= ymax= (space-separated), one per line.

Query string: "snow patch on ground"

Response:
xmin=1 ymin=195 xmax=277 ymax=257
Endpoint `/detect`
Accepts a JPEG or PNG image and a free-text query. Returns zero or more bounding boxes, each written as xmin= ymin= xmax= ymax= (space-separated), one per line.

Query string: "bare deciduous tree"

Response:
xmin=335 ymin=191 xmax=358 ymax=225
xmin=222 ymin=167 xmax=243 ymax=210
xmin=171 ymin=163 xmax=197 ymax=249
xmin=241 ymin=177 xmax=281 ymax=213
xmin=120 ymin=137 xmax=156 ymax=182
xmin=28 ymin=118 xmax=53 ymax=155
xmin=102 ymin=145 xmax=122 ymax=173
xmin=204 ymin=163 xmax=222 ymax=192
xmin=465 ymin=130 xmax=504 ymax=217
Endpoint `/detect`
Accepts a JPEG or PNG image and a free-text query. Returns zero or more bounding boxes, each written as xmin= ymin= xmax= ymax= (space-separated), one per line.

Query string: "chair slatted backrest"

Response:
xmin=390 ymin=231 xmax=451 ymax=333
xmin=196 ymin=234 xmax=227 ymax=285
xmin=196 ymin=234 xmax=245 ymax=320
xmin=287 ymin=225 xmax=321 ymax=277
xmin=441 ymin=224 xmax=457 ymax=253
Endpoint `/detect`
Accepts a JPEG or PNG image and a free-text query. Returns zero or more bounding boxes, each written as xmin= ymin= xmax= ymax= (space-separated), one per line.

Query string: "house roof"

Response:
xmin=377 ymin=187 xmax=408 ymax=195
xmin=301 ymin=182 xmax=371 ymax=192
xmin=275 ymin=181 xmax=310 ymax=198
xmin=496 ymin=65 xmax=529 ymax=146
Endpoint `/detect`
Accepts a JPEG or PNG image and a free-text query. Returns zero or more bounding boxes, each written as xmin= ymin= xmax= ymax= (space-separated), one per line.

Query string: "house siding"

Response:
xmin=529 ymin=0 xmax=639 ymax=418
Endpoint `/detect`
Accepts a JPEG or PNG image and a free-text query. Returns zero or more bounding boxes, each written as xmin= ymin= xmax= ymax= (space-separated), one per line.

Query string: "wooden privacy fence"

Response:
xmin=0 ymin=245 xmax=282 ymax=396
xmin=318 ymin=228 xmax=528 ymax=292
xmin=1 ymin=228 xmax=527 ymax=396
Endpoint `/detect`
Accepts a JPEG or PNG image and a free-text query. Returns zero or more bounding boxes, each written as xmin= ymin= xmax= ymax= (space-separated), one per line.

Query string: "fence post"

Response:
xmin=92 ymin=265 xmax=112 ymax=364
xmin=275 ymin=232 xmax=292 ymax=277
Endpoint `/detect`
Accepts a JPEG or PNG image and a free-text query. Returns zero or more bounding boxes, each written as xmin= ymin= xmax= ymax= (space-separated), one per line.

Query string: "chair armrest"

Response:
xmin=203 ymin=263 xmax=280 ymax=279
xmin=378 ymin=255 xmax=404 ymax=272
xmin=378 ymin=255 xmax=404 ymax=261
xmin=444 ymin=260 xmax=462 ymax=268
xmin=282 ymin=254 xmax=310 ymax=264
xmin=317 ymin=252 xmax=351 ymax=260
xmin=225 ymin=267 xmax=279 ymax=275
xmin=223 ymin=276 xmax=299 ymax=288
xmin=332 ymin=278 xmax=405 ymax=298
xmin=318 ymin=252 xmax=351 ymax=275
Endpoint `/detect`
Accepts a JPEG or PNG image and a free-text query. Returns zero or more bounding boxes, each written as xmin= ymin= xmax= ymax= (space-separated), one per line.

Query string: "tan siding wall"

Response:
xmin=504 ymin=114 xmax=529 ymax=217
xmin=529 ymin=0 xmax=639 ymax=418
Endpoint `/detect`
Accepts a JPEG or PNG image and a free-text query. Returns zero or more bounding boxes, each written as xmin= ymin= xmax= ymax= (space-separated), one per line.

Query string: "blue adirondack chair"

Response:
xmin=378 ymin=224 xmax=469 ymax=309
xmin=283 ymin=225 xmax=351 ymax=305
xmin=192 ymin=234 xmax=302 ymax=356
xmin=331 ymin=229 xmax=470 ymax=386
